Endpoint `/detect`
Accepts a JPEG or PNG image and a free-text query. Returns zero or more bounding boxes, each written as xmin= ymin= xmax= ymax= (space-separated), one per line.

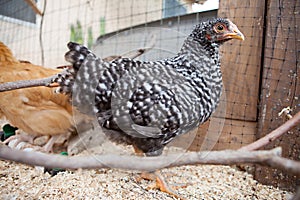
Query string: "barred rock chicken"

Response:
xmin=55 ymin=18 xmax=244 ymax=197
xmin=0 ymin=41 xmax=74 ymax=152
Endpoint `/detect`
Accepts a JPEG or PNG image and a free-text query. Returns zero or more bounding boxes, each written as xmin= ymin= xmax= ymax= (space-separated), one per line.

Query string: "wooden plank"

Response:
xmin=255 ymin=0 xmax=300 ymax=191
xmin=217 ymin=0 xmax=265 ymax=121
xmin=24 ymin=0 xmax=43 ymax=16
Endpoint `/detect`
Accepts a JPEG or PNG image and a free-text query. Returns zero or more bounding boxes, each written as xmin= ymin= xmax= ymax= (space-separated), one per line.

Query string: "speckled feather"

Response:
xmin=55 ymin=18 xmax=243 ymax=156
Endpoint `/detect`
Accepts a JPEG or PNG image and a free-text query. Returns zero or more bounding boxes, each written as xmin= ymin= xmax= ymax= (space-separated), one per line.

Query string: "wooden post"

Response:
xmin=255 ymin=0 xmax=300 ymax=190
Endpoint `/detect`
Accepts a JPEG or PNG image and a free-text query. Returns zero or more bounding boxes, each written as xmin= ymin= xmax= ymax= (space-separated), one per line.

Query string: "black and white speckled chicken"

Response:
xmin=54 ymin=18 xmax=244 ymax=197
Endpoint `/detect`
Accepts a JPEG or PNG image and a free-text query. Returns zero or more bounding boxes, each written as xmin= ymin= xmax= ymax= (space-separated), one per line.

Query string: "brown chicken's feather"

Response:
xmin=0 ymin=42 xmax=19 ymax=65
xmin=0 ymin=42 xmax=74 ymax=145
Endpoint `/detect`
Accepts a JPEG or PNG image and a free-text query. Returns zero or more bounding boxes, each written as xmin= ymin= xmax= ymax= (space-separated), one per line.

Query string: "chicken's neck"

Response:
xmin=167 ymin=36 xmax=223 ymax=122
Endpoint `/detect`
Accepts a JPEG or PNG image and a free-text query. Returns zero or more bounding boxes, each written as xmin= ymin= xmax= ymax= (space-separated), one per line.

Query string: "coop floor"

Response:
xmin=0 ymin=160 xmax=292 ymax=200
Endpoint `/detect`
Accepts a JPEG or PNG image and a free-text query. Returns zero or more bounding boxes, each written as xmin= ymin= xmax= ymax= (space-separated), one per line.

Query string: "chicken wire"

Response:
xmin=0 ymin=0 xmax=299 ymax=191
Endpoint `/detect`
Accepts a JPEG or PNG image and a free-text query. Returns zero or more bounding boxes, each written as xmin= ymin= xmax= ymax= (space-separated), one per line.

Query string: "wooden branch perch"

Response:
xmin=0 ymin=75 xmax=57 ymax=92
xmin=240 ymin=111 xmax=300 ymax=151
xmin=0 ymin=145 xmax=299 ymax=176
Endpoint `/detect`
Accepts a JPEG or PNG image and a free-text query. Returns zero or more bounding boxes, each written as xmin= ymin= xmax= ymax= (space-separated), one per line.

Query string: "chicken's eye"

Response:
xmin=217 ymin=25 xmax=224 ymax=31
xmin=214 ymin=23 xmax=226 ymax=33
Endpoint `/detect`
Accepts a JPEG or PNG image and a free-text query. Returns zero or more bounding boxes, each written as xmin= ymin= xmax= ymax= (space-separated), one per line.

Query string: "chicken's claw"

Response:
xmin=136 ymin=171 xmax=186 ymax=200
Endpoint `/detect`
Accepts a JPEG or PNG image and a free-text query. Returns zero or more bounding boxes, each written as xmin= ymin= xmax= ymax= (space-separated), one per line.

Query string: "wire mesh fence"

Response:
xmin=0 ymin=0 xmax=299 ymax=191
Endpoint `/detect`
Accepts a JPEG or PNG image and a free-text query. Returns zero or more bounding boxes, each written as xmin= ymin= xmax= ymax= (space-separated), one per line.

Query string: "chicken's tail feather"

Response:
xmin=53 ymin=42 xmax=97 ymax=95
xmin=64 ymin=42 xmax=96 ymax=72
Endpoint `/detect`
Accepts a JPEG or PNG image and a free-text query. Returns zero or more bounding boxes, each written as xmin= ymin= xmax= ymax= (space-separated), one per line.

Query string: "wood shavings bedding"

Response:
xmin=0 ymin=160 xmax=292 ymax=200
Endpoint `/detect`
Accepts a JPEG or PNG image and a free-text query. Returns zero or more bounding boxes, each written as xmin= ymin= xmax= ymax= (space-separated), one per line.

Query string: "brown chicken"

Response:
xmin=0 ymin=41 xmax=74 ymax=152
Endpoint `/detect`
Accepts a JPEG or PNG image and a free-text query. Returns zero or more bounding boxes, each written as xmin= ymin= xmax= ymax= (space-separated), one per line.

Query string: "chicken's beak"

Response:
xmin=224 ymin=24 xmax=245 ymax=41
xmin=224 ymin=29 xmax=245 ymax=41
